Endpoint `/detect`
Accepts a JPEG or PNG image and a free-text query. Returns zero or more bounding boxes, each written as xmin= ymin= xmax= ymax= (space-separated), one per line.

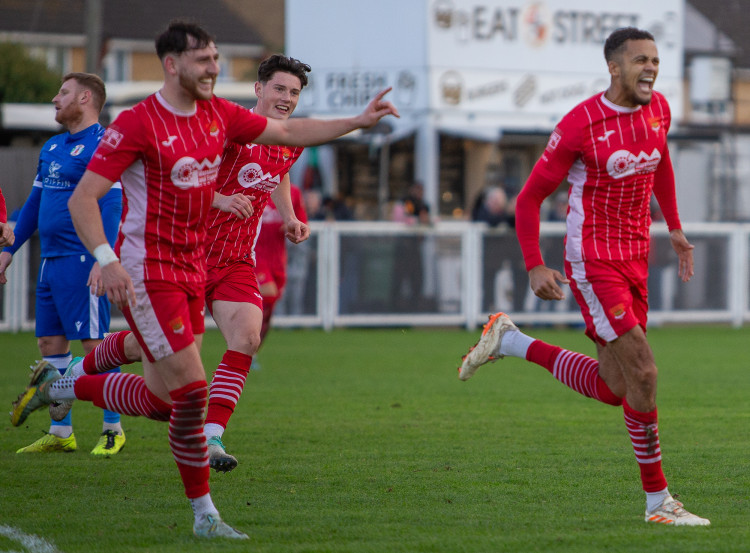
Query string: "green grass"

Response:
xmin=1 ymin=325 xmax=748 ymax=552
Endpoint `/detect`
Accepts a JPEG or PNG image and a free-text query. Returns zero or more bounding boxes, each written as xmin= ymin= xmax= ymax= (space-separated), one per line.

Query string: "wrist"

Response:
xmin=93 ymin=243 xmax=119 ymax=267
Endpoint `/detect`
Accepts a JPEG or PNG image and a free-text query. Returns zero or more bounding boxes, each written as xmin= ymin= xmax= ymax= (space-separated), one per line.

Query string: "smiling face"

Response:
xmin=254 ymin=71 xmax=302 ymax=120
xmin=606 ymin=38 xmax=659 ymax=108
xmin=174 ymin=38 xmax=220 ymax=101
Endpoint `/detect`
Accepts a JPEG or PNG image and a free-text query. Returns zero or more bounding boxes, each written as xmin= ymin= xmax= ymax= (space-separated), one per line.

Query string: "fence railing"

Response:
xmin=2 ymin=221 xmax=749 ymax=333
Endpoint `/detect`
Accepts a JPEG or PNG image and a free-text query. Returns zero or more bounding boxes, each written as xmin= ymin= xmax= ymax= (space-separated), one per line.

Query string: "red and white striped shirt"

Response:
xmin=254 ymin=183 xmax=308 ymax=273
xmin=516 ymin=91 xmax=681 ymax=270
xmin=87 ymin=93 xmax=267 ymax=284
xmin=205 ymin=137 xmax=303 ymax=268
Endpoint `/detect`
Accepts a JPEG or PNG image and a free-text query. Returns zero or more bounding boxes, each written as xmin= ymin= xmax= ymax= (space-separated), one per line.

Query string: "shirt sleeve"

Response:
xmin=515 ymin=118 xmax=581 ymax=271
xmin=515 ymin=166 xmax=566 ymax=271
xmin=0 ymin=188 xmax=6 ymax=223
xmin=3 ymin=183 xmax=41 ymax=255
xmin=221 ymin=99 xmax=268 ymax=146
xmin=87 ymin=110 xmax=144 ymax=183
xmin=652 ymin=146 xmax=681 ymax=231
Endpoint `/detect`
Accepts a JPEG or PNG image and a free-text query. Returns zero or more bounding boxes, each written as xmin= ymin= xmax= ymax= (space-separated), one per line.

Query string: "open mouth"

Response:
xmin=638 ymin=76 xmax=654 ymax=94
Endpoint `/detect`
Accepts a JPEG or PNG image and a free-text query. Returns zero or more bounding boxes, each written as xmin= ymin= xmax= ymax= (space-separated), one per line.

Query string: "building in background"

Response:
xmin=2 ymin=0 xmax=750 ymax=221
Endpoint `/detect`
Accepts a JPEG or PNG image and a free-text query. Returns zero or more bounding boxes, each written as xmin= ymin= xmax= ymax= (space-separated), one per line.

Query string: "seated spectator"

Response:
xmin=473 ymin=186 xmax=515 ymax=228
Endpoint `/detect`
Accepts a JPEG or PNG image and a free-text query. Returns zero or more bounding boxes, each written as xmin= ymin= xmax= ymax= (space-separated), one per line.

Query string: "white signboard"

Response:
xmin=428 ymin=0 xmax=684 ymax=122
xmin=286 ymin=0 xmax=684 ymax=129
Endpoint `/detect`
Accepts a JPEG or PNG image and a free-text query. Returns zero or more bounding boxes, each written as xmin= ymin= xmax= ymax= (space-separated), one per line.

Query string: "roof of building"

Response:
xmin=0 ymin=0 xmax=264 ymax=46
xmin=688 ymin=0 xmax=750 ymax=66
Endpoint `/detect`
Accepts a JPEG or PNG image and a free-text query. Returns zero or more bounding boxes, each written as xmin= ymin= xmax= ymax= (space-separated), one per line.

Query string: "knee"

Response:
xmin=124 ymin=332 xmax=143 ymax=362
xmin=630 ymin=363 xmax=658 ymax=393
xmin=228 ymin=331 xmax=261 ymax=357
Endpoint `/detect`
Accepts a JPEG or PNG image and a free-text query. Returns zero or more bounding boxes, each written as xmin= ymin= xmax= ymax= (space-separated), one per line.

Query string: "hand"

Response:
xmin=0 ymin=223 xmax=14 ymax=248
xmin=0 ymin=250 xmax=12 ymax=285
xmin=101 ymin=261 xmax=137 ymax=310
xmin=284 ymin=219 xmax=310 ymax=244
xmin=669 ymin=229 xmax=695 ymax=282
xmin=213 ymin=192 xmax=255 ymax=220
xmin=355 ymin=88 xmax=400 ymax=128
xmin=528 ymin=265 xmax=570 ymax=301
xmin=87 ymin=261 xmax=106 ymax=296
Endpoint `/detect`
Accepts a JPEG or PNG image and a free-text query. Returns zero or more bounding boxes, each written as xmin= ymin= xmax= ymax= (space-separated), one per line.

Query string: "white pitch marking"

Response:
xmin=0 ymin=525 xmax=62 ymax=553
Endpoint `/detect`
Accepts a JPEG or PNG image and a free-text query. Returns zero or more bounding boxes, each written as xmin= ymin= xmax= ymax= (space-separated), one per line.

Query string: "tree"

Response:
xmin=0 ymin=42 xmax=62 ymax=103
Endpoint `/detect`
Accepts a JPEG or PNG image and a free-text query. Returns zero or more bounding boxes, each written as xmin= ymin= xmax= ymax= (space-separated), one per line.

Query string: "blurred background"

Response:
xmin=1 ymin=0 xmax=748 ymax=331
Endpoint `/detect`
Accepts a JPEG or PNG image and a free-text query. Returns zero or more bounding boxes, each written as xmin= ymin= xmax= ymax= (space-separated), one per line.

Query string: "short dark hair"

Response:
xmin=604 ymin=27 xmax=655 ymax=62
xmin=155 ymin=19 xmax=215 ymax=59
xmin=257 ymin=54 xmax=312 ymax=89
xmin=62 ymin=72 xmax=106 ymax=113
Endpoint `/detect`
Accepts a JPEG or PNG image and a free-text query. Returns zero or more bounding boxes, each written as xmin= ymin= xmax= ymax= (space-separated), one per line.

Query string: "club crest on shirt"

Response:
xmin=281 ymin=147 xmax=291 ymax=160
xmin=609 ymin=304 xmax=627 ymax=320
xmin=606 ymin=148 xmax=661 ymax=179
xmin=169 ymin=316 xmax=185 ymax=334
xmin=208 ymin=120 xmax=220 ymax=137
xmin=170 ymin=155 xmax=222 ymax=189
xmin=648 ymin=116 xmax=661 ymax=132
xmin=70 ymin=144 xmax=85 ymax=156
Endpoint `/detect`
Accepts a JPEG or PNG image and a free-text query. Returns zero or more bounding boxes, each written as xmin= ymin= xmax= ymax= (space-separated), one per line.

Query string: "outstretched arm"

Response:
xmin=256 ymin=88 xmax=399 ymax=147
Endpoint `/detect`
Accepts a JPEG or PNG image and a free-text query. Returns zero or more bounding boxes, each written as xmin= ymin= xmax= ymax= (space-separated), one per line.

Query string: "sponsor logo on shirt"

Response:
xmin=101 ymin=128 xmax=124 ymax=149
xmin=605 ymin=148 xmax=661 ymax=179
xmin=546 ymin=129 xmax=561 ymax=152
xmin=48 ymin=161 xmax=62 ymax=179
xmin=237 ymin=162 xmax=281 ymax=192
xmin=170 ymin=155 xmax=222 ymax=189
xmin=70 ymin=144 xmax=85 ymax=156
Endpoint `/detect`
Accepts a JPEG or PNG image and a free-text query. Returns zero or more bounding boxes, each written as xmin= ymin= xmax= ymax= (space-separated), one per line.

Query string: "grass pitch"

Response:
xmin=0 ymin=325 xmax=748 ymax=552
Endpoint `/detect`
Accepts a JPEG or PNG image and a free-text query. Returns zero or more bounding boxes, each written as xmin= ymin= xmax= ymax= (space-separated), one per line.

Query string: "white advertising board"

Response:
xmin=286 ymin=0 xmax=684 ymax=129
xmin=428 ymin=0 xmax=684 ymax=123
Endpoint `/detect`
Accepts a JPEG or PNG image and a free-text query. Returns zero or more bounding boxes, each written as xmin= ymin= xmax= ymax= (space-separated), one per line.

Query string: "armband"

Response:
xmin=93 ymin=243 xmax=119 ymax=267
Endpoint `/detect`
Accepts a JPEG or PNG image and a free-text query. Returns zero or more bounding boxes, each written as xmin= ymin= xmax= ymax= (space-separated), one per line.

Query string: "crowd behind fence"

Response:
xmin=2 ymin=221 xmax=749 ymax=333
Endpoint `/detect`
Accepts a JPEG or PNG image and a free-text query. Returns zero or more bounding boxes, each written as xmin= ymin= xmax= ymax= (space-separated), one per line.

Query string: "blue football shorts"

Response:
xmin=35 ymin=254 xmax=111 ymax=340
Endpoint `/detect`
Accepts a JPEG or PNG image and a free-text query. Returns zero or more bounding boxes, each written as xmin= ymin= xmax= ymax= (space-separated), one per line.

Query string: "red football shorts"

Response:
xmin=565 ymin=258 xmax=649 ymax=345
xmin=205 ymin=262 xmax=263 ymax=315
xmin=255 ymin=260 xmax=287 ymax=301
xmin=121 ymin=279 xmax=205 ymax=362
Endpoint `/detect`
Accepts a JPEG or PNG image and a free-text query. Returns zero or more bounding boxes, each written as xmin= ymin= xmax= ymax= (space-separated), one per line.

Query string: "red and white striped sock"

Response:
xmin=526 ymin=340 xmax=622 ymax=406
xmin=83 ymin=331 xmax=132 ymax=374
xmin=74 ymin=373 xmax=171 ymax=421
xmin=623 ymin=399 xmax=668 ymax=493
xmin=205 ymin=350 xmax=252 ymax=431
xmin=169 ymin=380 xmax=210 ymax=499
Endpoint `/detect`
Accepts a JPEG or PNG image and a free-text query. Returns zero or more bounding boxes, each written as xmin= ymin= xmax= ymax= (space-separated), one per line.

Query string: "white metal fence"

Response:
xmin=2 ymin=221 xmax=749 ymax=333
